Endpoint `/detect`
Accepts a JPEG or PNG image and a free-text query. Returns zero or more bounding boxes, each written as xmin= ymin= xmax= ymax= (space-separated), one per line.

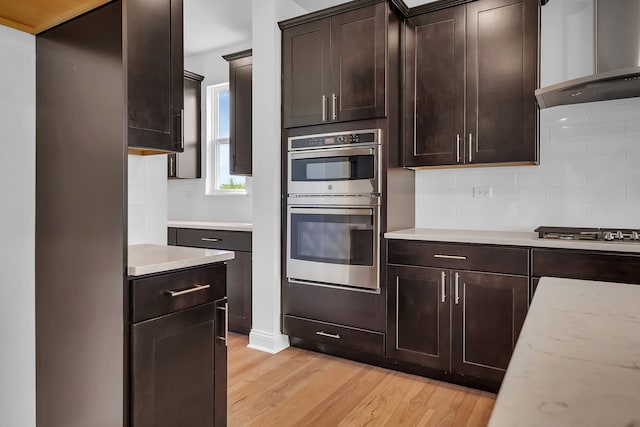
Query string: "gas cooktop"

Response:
xmin=535 ymin=226 xmax=640 ymax=242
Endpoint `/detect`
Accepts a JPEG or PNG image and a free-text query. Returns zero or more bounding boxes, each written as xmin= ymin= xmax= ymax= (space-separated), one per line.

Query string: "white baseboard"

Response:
xmin=247 ymin=329 xmax=290 ymax=354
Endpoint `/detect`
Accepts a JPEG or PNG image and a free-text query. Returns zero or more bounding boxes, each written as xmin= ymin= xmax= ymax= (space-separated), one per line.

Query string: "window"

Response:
xmin=206 ymin=83 xmax=247 ymax=194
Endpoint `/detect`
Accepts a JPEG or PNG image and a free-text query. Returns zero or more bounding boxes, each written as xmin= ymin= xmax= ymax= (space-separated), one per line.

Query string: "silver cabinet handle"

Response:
xmin=434 ymin=254 xmax=467 ymax=260
xmin=455 ymin=272 xmax=460 ymax=305
xmin=316 ymin=331 xmax=340 ymax=339
xmin=169 ymin=156 xmax=175 ymax=177
xmin=216 ymin=302 xmax=228 ymax=346
xmin=201 ymin=237 xmax=221 ymax=242
xmin=322 ymin=95 xmax=327 ymax=122
xmin=456 ymin=134 xmax=461 ymax=163
xmin=165 ymin=283 xmax=210 ymax=297
xmin=180 ymin=108 xmax=185 ymax=150
xmin=332 ymin=93 xmax=338 ymax=121
xmin=441 ymin=271 xmax=446 ymax=303
xmin=468 ymin=133 xmax=473 ymax=162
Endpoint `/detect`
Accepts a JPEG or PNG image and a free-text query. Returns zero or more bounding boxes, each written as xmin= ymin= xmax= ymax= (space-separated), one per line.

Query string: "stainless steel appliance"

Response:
xmin=288 ymin=129 xmax=381 ymax=196
xmin=286 ymin=129 xmax=383 ymax=292
xmin=535 ymin=226 xmax=640 ymax=242
xmin=536 ymin=0 xmax=640 ymax=108
xmin=287 ymin=197 xmax=380 ymax=291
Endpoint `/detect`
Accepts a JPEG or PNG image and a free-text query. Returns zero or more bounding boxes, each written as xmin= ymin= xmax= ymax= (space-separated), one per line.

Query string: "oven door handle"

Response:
xmin=289 ymin=207 xmax=374 ymax=216
xmin=289 ymin=146 xmax=377 ymax=160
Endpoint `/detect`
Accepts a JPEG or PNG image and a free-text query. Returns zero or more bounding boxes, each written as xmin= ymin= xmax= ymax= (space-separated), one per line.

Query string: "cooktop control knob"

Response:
xmin=633 ymin=231 xmax=640 ymax=240
xmin=615 ymin=231 xmax=624 ymax=240
xmin=603 ymin=231 xmax=615 ymax=241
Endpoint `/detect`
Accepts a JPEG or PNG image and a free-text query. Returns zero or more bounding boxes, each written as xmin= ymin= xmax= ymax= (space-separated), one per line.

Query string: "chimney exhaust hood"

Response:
xmin=535 ymin=0 xmax=640 ymax=109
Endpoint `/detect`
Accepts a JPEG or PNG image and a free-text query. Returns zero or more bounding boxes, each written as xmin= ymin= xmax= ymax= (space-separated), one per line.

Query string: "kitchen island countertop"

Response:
xmin=488 ymin=277 xmax=640 ymax=427
xmin=128 ymin=244 xmax=234 ymax=277
xmin=384 ymin=228 xmax=640 ymax=253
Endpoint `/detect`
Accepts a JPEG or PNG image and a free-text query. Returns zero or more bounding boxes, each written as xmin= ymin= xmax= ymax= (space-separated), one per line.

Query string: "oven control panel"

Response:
xmin=289 ymin=129 xmax=379 ymax=150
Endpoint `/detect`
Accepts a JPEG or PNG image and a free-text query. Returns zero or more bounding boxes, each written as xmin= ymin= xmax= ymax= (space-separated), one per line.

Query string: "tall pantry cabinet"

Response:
xmin=36 ymin=0 xmax=183 ymax=425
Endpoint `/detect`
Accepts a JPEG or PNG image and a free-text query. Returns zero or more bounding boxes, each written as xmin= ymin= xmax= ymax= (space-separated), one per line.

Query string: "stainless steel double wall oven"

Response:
xmin=286 ymin=129 xmax=382 ymax=292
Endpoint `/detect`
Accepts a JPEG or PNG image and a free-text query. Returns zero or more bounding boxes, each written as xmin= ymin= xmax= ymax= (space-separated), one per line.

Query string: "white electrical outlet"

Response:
xmin=473 ymin=186 xmax=492 ymax=199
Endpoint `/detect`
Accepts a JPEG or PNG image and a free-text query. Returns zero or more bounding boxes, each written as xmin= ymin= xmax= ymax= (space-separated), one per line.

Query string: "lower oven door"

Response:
xmin=287 ymin=204 xmax=380 ymax=291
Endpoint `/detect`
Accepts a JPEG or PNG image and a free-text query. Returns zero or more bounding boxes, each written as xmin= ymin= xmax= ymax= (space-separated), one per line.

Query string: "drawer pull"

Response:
xmin=201 ymin=237 xmax=221 ymax=242
xmin=165 ymin=283 xmax=210 ymax=297
xmin=434 ymin=254 xmax=467 ymax=261
xmin=316 ymin=331 xmax=341 ymax=339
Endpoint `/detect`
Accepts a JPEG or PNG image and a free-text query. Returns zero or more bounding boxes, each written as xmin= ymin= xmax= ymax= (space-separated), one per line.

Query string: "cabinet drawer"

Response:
xmin=284 ymin=315 xmax=385 ymax=357
xmin=132 ymin=264 xmax=226 ymax=323
xmin=175 ymin=228 xmax=251 ymax=252
xmin=388 ymin=240 xmax=529 ymax=276
xmin=532 ymin=249 xmax=640 ymax=284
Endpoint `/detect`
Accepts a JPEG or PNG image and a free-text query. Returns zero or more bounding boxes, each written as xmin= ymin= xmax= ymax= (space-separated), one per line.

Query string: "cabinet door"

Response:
xmin=404 ymin=6 xmax=465 ymax=167
xmin=229 ymin=56 xmax=253 ymax=176
xmin=132 ymin=300 xmax=227 ymax=427
xmin=127 ymin=0 xmax=184 ymax=152
xmin=451 ymin=271 xmax=528 ymax=383
xmin=466 ymin=0 xmax=538 ymax=164
xmin=331 ymin=3 xmax=387 ymax=123
xmin=169 ymin=72 xmax=203 ymax=179
xmin=227 ymin=251 xmax=252 ymax=334
xmin=387 ymin=265 xmax=450 ymax=371
xmin=282 ymin=18 xmax=331 ymax=128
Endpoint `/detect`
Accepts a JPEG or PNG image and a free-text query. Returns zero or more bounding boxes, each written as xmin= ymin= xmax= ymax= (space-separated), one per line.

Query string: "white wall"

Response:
xmin=167 ymin=41 xmax=253 ymax=222
xmin=415 ymin=0 xmax=640 ymax=231
xmin=248 ymin=0 xmax=306 ymax=353
xmin=0 ymin=24 xmax=35 ymax=427
xmin=128 ymin=154 xmax=168 ymax=245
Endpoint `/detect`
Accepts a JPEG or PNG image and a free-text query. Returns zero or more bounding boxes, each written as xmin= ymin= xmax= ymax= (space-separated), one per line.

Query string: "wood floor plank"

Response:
xmin=227 ymin=334 xmax=496 ymax=427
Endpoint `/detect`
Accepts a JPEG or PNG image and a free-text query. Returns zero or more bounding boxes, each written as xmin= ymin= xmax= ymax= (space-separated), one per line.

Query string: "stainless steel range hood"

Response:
xmin=536 ymin=0 xmax=640 ymax=109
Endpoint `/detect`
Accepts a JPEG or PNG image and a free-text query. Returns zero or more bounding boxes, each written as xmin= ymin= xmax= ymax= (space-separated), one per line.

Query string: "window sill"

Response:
xmin=205 ymin=190 xmax=250 ymax=197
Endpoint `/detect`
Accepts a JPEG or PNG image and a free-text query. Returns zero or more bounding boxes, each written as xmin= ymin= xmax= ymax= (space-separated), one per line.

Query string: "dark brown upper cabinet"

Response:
xmin=282 ymin=2 xmax=387 ymax=128
xmin=127 ymin=0 xmax=184 ymax=154
xmin=404 ymin=0 xmax=539 ymax=168
xmin=224 ymin=50 xmax=253 ymax=176
xmin=169 ymin=71 xmax=204 ymax=179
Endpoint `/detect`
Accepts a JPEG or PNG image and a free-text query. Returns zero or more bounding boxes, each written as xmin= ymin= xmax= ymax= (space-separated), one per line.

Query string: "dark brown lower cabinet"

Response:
xmin=132 ymin=300 xmax=227 ymax=427
xmin=451 ymin=271 xmax=528 ymax=383
xmin=387 ymin=263 xmax=528 ymax=384
xmin=387 ymin=265 xmax=449 ymax=371
xmin=130 ymin=263 xmax=228 ymax=427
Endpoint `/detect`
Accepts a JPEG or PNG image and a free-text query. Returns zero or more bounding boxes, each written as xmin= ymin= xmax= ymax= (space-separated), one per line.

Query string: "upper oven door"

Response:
xmin=286 ymin=204 xmax=380 ymax=291
xmin=288 ymin=145 xmax=380 ymax=196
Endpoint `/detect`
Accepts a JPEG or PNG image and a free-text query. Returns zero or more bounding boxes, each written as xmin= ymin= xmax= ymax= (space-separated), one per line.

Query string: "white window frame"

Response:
xmin=205 ymin=83 xmax=248 ymax=195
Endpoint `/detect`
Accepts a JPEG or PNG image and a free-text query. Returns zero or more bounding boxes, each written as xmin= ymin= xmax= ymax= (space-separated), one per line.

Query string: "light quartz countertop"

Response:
xmin=384 ymin=228 xmax=640 ymax=253
xmin=168 ymin=220 xmax=252 ymax=232
xmin=488 ymin=277 xmax=640 ymax=427
xmin=128 ymin=244 xmax=234 ymax=277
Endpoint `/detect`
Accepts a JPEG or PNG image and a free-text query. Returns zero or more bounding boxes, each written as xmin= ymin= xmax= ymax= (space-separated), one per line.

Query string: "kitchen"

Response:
xmin=1 ymin=0 xmax=640 ymax=426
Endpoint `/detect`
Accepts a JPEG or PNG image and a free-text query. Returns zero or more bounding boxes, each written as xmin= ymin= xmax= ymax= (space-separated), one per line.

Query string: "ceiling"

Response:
xmin=184 ymin=0 xmax=438 ymax=57
xmin=184 ymin=0 xmax=252 ymax=57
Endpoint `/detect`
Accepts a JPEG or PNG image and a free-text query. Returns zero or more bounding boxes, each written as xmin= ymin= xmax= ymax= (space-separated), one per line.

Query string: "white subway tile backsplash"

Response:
xmin=626 ymin=120 xmax=640 ymax=136
xmin=550 ymin=122 xmax=625 ymax=141
xmin=541 ymin=139 xmax=587 ymax=158
xmin=586 ymin=137 xmax=640 ymax=155
xmin=625 ymin=153 xmax=640 ymax=169
xmin=415 ymin=98 xmax=640 ymax=231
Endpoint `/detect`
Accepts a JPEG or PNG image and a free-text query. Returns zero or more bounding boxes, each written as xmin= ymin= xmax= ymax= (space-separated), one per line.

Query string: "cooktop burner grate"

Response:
xmin=535 ymin=226 xmax=640 ymax=242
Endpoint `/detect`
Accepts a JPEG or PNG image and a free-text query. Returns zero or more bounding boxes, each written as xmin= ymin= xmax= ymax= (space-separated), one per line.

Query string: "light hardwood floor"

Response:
xmin=228 ymin=334 xmax=496 ymax=427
